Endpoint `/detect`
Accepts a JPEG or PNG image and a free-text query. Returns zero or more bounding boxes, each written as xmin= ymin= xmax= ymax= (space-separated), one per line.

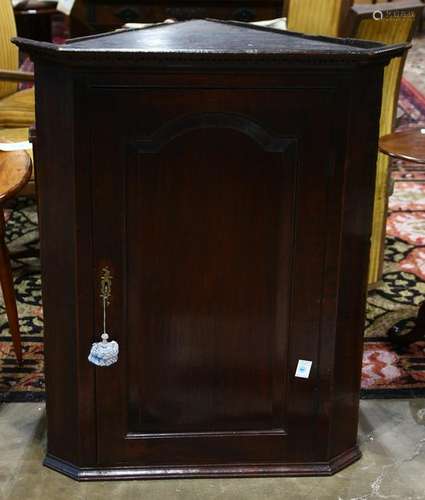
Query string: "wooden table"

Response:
xmin=0 ymin=145 xmax=32 ymax=364
xmin=380 ymin=127 xmax=425 ymax=164
xmin=379 ymin=127 xmax=425 ymax=345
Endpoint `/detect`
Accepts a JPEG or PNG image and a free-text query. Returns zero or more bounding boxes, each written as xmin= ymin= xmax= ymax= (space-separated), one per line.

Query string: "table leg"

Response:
xmin=0 ymin=211 xmax=22 ymax=365
xmin=388 ymin=301 xmax=425 ymax=346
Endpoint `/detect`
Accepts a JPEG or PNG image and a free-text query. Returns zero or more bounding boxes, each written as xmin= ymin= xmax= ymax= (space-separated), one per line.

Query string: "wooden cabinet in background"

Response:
xmin=15 ymin=21 xmax=406 ymax=480
xmin=70 ymin=0 xmax=282 ymax=36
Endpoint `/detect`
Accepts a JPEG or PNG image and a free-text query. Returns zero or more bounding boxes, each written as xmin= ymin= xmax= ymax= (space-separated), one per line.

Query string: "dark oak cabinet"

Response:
xmin=15 ymin=20 xmax=406 ymax=480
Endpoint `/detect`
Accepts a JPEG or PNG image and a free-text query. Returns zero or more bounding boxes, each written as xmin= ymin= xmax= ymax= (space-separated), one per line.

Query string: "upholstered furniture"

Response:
xmin=0 ymin=0 xmax=35 ymax=129
xmin=0 ymin=88 xmax=34 ymax=129
xmin=0 ymin=144 xmax=32 ymax=364
xmin=16 ymin=20 xmax=405 ymax=479
xmin=0 ymin=0 xmax=37 ymax=195
xmin=346 ymin=0 xmax=424 ymax=284
xmin=284 ymin=0 xmax=353 ymax=36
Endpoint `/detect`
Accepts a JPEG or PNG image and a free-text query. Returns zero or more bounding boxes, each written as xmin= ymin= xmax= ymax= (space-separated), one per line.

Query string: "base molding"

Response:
xmin=44 ymin=447 xmax=361 ymax=481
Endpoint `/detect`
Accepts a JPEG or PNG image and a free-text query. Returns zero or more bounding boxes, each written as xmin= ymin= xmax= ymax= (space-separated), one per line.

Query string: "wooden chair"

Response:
xmin=284 ymin=0 xmax=354 ymax=36
xmin=0 ymin=0 xmax=37 ymax=196
xmin=345 ymin=1 xmax=424 ymax=284
xmin=0 ymin=145 xmax=32 ymax=364
xmin=0 ymin=0 xmax=35 ymax=129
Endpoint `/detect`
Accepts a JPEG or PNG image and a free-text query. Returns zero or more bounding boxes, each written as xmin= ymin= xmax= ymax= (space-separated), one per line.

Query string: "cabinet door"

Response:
xmin=88 ymin=85 xmax=336 ymax=470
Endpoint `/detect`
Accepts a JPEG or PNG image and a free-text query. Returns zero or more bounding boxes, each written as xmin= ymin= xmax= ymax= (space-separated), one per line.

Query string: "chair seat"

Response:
xmin=0 ymin=87 xmax=35 ymax=128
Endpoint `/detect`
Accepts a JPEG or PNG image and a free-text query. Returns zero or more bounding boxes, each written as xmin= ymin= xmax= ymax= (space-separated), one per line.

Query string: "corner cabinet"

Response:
xmin=15 ymin=20 xmax=406 ymax=480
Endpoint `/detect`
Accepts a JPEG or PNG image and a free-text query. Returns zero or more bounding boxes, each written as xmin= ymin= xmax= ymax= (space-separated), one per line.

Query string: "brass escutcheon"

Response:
xmin=100 ymin=266 xmax=112 ymax=305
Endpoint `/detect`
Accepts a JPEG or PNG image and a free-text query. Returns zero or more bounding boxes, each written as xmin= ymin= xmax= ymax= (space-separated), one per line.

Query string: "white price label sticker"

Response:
xmin=295 ymin=360 xmax=312 ymax=379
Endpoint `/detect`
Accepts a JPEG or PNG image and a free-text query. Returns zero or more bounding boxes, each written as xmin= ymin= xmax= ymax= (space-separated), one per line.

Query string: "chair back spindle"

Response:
xmin=346 ymin=1 xmax=423 ymax=283
xmin=286 ymin=0 xmax=353 ymax=36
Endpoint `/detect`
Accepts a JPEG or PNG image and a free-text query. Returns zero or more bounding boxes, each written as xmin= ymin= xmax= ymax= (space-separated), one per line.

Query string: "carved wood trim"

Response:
xmin=132 ymin=112 xmax=295 ymax=153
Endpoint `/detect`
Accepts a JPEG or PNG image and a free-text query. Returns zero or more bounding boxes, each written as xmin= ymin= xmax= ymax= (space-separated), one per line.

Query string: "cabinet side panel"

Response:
xmin=330 ymin=66 xmax=384 ymax=457
xmin=34 ymin=63 xmax=79 ymax=464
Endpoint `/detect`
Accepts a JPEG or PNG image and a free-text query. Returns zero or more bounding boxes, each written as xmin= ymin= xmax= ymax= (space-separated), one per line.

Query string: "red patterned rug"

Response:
xmin=361 ymin=78 xmax=425 ymax=398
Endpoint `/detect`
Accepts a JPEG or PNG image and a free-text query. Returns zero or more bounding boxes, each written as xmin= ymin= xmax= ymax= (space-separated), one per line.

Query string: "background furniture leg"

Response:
xmin=0 ymin=210 xmax=22 ymax=364
xmin=388 ymin=301 xmax=425 ymax=346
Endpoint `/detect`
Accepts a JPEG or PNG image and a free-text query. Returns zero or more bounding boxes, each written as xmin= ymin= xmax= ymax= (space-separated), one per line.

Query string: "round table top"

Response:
xmin=0 ymin=144 xmax=32 ymax=204
xmin=379 ymin=127 xmax=425 ymax=164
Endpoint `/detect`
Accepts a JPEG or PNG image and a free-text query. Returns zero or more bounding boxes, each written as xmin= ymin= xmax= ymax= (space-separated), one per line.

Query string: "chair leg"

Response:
xmin=0 ymin=211 xmax=22 ymax=365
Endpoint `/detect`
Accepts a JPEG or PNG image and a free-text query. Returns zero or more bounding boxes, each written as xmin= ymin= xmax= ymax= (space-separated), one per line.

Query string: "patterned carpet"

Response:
xmin=1 ymin=80 xmax=425 ymax=400
xmin=404 ymin=33 xmax=425 ymax=98
xmin=361 ymin=78 xmax=425 ymax=398
xmin=0 ymin=199 xmax=43 ymax=401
